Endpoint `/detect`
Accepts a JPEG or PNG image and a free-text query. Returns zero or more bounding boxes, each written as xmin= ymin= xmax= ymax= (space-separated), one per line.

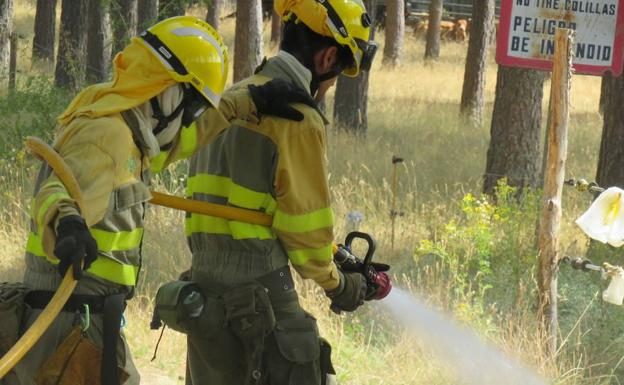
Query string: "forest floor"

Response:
xmin=1 ymin=2 xmax=618 ymax=385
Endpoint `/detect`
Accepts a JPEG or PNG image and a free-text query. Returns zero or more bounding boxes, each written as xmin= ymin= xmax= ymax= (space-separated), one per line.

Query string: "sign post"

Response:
xmin=537 ymin=28 xmax=574 ymax=356
xmin=497 ymin=0 xmax=624 ymax=75
xmin=496 ymin=0 xmax=622 ymax=353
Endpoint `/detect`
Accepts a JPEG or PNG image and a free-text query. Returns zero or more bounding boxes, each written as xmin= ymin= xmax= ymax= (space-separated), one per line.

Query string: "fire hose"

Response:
xmin=0 ymin=137 xmax=392 ymax=378
xmin=0 ymin=137 xmax=84 ymax=379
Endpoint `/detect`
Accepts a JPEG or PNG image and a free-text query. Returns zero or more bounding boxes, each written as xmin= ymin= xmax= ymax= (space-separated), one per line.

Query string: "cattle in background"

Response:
xmin=413 ymin=18 xmax=470 ymax=42
xmin=454 ymin=19 xmax=468 ymax=42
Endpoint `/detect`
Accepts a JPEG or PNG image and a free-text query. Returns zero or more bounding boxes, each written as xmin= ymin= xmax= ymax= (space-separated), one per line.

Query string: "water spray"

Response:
xmin=381 ymin=288 xmax=549 ymax=385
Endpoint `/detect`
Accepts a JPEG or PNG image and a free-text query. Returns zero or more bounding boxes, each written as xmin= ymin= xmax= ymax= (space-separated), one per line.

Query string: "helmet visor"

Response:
xmin=356 ymin=38 xmax=378 ymax=72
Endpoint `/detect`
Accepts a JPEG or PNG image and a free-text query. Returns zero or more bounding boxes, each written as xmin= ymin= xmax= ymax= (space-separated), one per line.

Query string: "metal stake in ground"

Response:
xmin=537 ymin=28 xmax=574 ymax=357
xmin=390 ymin=155 xmax=404 ymax=250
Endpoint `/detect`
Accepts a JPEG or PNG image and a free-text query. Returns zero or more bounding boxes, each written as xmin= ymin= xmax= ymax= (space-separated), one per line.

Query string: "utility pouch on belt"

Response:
xmin=34 ymin=326 xmax=129 ymax=385
xmin=223 ymin=283 xmax=276 ymax=340
xmin=0 ymin=282 xmax=30 ymax=356
xmin=223 ymin=283 xmax=276 ymax=383
xmin=151 ymin=281 xmax=204 ymax=333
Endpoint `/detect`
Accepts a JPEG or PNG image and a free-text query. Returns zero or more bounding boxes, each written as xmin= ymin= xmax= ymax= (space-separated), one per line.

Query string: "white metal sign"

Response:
xmin=497 ymin=0 xmax=624 ymax=75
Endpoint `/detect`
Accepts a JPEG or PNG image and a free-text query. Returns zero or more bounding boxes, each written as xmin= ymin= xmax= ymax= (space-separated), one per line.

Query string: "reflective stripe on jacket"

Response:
xmin=26 ymin=92 xmax=256 ymax=286
xmin=186 ymin=53 xmax=340 ymax=291
xmin=25 ymin=114 xmax=151 ymax=286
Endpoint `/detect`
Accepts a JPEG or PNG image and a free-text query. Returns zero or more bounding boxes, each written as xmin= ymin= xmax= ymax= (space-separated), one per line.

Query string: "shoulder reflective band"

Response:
xmin=139 ymin=30 xmax=188 ymax=76
xmin=318 ymin=0 xmax=349 ymax=38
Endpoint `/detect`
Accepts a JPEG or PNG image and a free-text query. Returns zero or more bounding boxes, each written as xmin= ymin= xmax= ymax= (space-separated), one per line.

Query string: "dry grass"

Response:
xmin=0 ymin=3 xmax=615 ymax=384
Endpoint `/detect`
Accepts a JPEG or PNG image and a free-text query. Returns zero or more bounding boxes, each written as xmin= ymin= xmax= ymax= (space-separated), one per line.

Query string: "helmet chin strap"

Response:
xmin=150 ymin=97 xmax=185 ymax=136
xmin=150 ymin=85 xmax=209 ymax=137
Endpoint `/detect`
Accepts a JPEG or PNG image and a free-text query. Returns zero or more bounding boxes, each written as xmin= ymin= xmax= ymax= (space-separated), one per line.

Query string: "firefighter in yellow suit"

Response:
xmin=7 ymin=16 xmax=313 ymax=385
xmin=184 ymin=1 xmax=379 ymax=384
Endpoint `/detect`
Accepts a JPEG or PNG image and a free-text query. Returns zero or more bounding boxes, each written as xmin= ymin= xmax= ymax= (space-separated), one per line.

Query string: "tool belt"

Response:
xmin=26 ymin=291 xmax=127 ymax=385
xmin=0 ymin=282 xmax=31 ymax=357
xmin=152 ymin=266 xmax=296 ymax=383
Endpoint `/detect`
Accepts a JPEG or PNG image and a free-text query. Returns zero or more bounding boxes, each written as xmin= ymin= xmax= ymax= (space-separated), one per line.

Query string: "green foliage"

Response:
xmin=0 ymin=76 xmax=72 ymax=159
xmin=415 ymin=180 xmax=541 ymax=331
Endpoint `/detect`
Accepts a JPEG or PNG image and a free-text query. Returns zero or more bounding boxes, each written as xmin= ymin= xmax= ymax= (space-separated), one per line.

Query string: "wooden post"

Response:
xmin=9 ymin=32 xmax=16 ymax=92
xmin=537 ymin=28 xmax=574 ymax=356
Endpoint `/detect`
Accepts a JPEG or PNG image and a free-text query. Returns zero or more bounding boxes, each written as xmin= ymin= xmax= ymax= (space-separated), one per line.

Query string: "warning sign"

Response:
xmin=496 ymin=0 xmax=624 ymax=75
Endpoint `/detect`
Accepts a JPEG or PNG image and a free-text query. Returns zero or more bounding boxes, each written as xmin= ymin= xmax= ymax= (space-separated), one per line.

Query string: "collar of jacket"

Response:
xmin=257 ymin=51 xmax=329 ymax=124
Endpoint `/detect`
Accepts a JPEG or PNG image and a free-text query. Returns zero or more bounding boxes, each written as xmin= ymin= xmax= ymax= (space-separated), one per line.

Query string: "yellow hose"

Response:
xmin=149 ymin=191 xmax=273 ymax=226
xmin=0 ymin=138 xmax=82 ymax=379
xmin=24 ymin=137 xmax=86 ymax=216
xmin=0 ymin=136 xmax=320 ymax=378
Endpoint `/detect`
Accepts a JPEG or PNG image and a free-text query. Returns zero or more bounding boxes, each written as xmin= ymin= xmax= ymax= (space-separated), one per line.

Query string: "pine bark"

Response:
xmin=233 ymin=0 xmax=263 ymax=82
xmin=111 ymin=0 xmax=138 ymax=57
xmin=483 ymin=66 xmax=545 ymax=195
xmin=460 ymin=0 xmax=494 ymax=126
xmin=270 ymin=8 xmax=281 ymax=45
xmin=87 ymin=0 xmax=112 ymax=83
xmin=596 ymin=73 xmax=624 ymax=188
xmin=32 ymin=0 xmax=57 ymax=62
xmin=599 ymin=75 xmax=608 ymax=115
xmin=425 ymin=0 xmax=442 ymax=60
xmin=55 ymin=0 xmax=89 ymax=91
xmin=333 ymin=0 xmax=376 ymax=134
xmin=138 ymin=0 xmax=159 ymax=31
xmin=158 ymin=0 xmax=185 ymax=20
xmin=205 ymin=0 xmax=223 ymax=30
xmin=0 ymin=0 xmax=12 ymax=79
xmin=382 ymin=0 xmax=403 ymax=66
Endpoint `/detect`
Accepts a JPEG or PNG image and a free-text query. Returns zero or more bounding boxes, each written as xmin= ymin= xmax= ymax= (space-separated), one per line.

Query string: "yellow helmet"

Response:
xmin=135 ymin=16 xmax=229 ymax=108
xmin=275 ymin=0 xmax=378 ymax=77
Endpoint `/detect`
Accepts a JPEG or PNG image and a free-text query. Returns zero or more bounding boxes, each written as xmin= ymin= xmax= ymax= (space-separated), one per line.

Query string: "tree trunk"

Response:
xmin=596 ymin=73 xmax=624 ymax=188
xmin=87 ymin=0 xmax=112 ymax=83
xmin=233 ymin=0 xmax=263 ymax=82
xmin=205 ymin=0 xmax=222 ymax=30
xmin=138 ymin=0 xmax=158 ymax=31
xmin=270 ymin=9 xmax=281 ymax=45
xmin=55 ymin=0 xmax=88 ymax=91
xmin=483 ymin=66 xmax=545 ymax=195
xmin=32 ymin=0 xmax=57 ymax=62
xmin=599 ymin=75 xmax=608 ymax=115
xmin=111 ymin=0 xmax=138 ymax=57
xmin=425 ymin=0 xmax=442 ymax=60
xmin=0 ymin=0 xmax=11 ymax=80
xmin=382 ymin=0 xmax=403 ymax=66
xmin=158 ymin=0 xmax=185 ymax=20
xmin=333 ymin=0 xmax=376 ymax=134
xmin=459 ymin=0 xmax=494 ymax=126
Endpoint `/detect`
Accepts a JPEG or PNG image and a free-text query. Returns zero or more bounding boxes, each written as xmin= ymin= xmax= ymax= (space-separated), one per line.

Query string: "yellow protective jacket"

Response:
xmin=25 ymin=41 xmax=256 ymax=288
xmin=186 ymin=52 xmax=340 ymax=291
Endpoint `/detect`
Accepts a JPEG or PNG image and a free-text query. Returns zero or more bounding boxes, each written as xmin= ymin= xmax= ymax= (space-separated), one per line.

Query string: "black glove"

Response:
xmin=326 ymin=270 xmax=368 ymax=314
xmin=248 ymin=78 xmax=316 ymax=122
xmin=54 ymin=215 xmax=98 ymax=280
